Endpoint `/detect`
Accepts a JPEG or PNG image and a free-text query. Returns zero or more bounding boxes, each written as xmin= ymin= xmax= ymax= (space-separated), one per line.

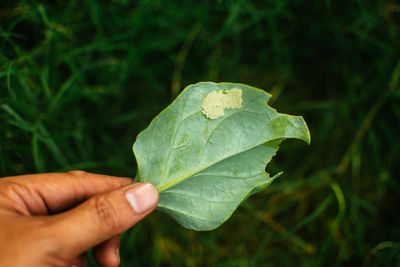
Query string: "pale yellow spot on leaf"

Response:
xmin=202 ymin=88 xmax=243 ymax=119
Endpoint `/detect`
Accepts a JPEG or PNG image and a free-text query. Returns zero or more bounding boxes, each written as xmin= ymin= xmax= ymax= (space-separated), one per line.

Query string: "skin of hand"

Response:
xmin=0 ymin=171 xmax=159 ymax=267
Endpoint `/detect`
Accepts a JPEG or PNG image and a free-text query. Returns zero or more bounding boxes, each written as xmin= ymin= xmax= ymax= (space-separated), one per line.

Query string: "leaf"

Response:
xmin=133 ymin=82 xmax=310 ymax=231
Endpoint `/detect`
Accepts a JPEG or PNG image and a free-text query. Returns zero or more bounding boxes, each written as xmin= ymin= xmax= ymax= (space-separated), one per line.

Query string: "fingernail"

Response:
xmin=126 ymin=183 xmax=158 ymax=214
xmin=116 ymin=248 xmax=120 ymax=265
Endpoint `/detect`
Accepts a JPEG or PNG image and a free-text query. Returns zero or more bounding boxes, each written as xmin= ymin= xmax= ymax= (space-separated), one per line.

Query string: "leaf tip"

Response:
xmin=303 ymin=120 xmax=311 ymax=145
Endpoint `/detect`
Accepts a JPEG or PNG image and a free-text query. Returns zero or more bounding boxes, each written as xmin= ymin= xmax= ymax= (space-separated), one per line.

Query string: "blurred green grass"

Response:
xmin=1 ymin=0 xmax=400 ymax=266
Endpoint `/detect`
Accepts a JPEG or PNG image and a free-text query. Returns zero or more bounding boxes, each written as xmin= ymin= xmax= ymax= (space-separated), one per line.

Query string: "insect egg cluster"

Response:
xmin=202 ymin=88 xmax=243 ymax=119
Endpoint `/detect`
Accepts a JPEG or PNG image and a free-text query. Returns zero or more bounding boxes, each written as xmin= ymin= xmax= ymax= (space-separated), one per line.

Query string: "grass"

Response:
xmin=1 ymin=0 xmax=400 ymax=266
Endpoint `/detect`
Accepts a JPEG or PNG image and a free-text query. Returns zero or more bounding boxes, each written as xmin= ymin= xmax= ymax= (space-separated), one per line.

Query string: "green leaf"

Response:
xmin=133 ymin=82 xmax=310 ymax=231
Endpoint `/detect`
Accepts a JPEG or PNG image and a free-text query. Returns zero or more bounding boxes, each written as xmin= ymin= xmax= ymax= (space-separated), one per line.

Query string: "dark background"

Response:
xmin=1 ymin=0 xmax=400 ymax=266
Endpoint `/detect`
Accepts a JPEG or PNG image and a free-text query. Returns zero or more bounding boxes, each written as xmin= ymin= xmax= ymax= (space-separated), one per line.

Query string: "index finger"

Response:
xmin=0 ymin=171 xmax=133 ymax=214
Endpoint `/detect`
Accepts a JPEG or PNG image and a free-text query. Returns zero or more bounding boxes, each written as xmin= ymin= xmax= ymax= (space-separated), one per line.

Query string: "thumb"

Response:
xmin=47 ymin=182 xmax=158 ymax=257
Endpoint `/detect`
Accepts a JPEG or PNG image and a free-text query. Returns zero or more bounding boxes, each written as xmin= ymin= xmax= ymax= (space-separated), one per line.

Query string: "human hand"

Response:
xmin=0 ymin=171 xmax=159 ymax=267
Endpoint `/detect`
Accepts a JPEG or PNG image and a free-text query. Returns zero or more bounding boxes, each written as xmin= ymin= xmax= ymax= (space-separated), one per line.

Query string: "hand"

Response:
xmin=0 ymin=171 xmax=159 ymax=267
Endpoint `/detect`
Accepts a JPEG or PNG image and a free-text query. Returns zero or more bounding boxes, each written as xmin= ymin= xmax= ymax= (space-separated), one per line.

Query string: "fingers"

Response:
xmin=46 ymin=182 xmax=158 ymax=258
xmin=1 ymin=171 xmax=133 ymax=213
xmin=92 ymin=235 xmax=120 ymax=267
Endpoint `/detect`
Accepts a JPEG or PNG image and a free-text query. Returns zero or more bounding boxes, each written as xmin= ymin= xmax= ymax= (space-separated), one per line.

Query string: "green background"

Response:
xmin=1 ymin=0 xmax=399 ymax=266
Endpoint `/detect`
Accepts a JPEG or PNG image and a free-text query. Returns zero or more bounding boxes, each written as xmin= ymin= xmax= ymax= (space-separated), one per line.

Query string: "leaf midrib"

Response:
xmin=160 ymin=93 xmax=261 ymax=187
xmin=157 ymin=139 xmax=276 ymax=192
